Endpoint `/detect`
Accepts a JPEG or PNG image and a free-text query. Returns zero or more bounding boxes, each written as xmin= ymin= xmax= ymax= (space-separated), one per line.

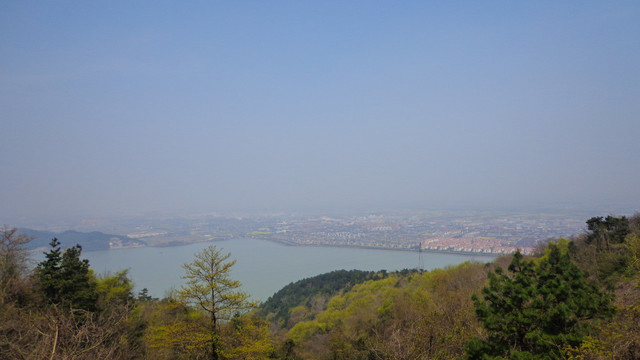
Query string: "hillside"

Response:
xmin=18 ymin=228 xmax=146 ymax=251
xmin=258 ymin=269 xmax=387 ymax=330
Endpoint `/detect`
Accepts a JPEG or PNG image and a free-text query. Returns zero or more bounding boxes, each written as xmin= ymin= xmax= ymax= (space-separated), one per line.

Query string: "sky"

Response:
xmin=1 ymin=1 xmax=639 ymax=222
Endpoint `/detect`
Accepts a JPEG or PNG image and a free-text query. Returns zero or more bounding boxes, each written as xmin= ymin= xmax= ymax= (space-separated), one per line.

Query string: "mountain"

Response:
xmin=18 ymin=228 xmax=146 ymax=251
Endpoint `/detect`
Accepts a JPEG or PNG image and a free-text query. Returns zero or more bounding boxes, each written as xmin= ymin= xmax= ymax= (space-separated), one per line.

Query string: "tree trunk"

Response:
xmin=211 ymin=293 xmax=218 ymax=360
xmin=211 ymin=321 xmax=218 ymax=360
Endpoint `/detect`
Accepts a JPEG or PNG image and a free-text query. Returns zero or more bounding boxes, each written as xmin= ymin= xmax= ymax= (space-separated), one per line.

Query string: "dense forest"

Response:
xmin=258 ymin=269 xmax=385 ymax=328
xmin=1 ymin=214 xmax=639 ymax=359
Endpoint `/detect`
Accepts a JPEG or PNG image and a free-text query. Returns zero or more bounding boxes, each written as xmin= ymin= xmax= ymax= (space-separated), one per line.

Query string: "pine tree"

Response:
xmin=465 ymin=244 xmax=614 ymax=359
xmin=37 ymin=239 xmax=97 ymax=311
xmin=586 ymin=216 xmax=631 ymax=251
xmin=37 ymin=238 xmax=63 ymax=304
xmin=59 ymin=244 xmax=97 ymax=311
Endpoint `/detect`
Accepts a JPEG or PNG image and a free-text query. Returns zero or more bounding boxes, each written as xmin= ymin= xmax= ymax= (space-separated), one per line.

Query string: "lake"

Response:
xmin=79 ymin=239 xmax=495 ymax=301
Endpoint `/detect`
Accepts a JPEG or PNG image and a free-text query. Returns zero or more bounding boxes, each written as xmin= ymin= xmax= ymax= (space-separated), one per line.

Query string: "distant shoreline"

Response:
xmin=31 ymin=235 xmax=501 ymax=258
xmin=252 ymin=237 xmax=499 ymax=258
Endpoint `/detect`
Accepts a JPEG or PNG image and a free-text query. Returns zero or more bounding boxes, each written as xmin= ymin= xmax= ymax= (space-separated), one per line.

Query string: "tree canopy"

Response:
xmin=36 ymin=238 xmax=97 ymax=311
xmin=586 ymin=215 xmax=631 ymax=251
xmin=466 ymin=244 xmax=614 ymax=359
xmin=177 ymin=245 xmax=255 ymax=360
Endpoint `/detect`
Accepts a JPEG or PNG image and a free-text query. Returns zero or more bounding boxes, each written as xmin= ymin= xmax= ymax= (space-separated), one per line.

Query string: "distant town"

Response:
xmin=20 ymin=210 xmax=597 ymax=256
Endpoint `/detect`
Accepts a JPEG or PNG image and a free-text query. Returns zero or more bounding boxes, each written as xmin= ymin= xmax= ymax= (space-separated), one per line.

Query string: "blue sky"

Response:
xmin=1 ymin=1 xmax=639 ymax=221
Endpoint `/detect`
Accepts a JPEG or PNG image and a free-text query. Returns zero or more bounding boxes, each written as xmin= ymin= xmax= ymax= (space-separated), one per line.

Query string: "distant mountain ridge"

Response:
xmin=18 ymin=228 xmax=146 ymax=251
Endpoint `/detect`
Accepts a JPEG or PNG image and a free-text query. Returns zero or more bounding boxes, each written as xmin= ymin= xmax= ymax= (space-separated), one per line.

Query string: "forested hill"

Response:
xmin=18 ymin=228 xmax=146 ymax=251
xmin=258 ymin=269 xmax=386 ymax=327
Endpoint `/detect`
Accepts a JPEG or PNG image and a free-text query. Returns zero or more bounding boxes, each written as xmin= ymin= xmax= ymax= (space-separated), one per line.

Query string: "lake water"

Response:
xmin=78 ymin=239 xmax=494 ymax=301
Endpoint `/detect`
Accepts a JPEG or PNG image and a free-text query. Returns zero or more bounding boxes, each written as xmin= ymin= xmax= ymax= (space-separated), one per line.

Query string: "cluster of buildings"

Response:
xmin=422 ymin=236 xmax=532 ymax=255
xmin=257 ymin=212 xmax=581 ymax=255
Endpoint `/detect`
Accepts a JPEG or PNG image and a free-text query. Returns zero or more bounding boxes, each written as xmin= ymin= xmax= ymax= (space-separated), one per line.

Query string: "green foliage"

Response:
xmin=570 ymin=215 xmax=638 ymax=283
xmin=144 ymin=300 xmax=211 ymax=359
xmin=537 ymin=238 xmax=571 ymax=262
xmin=258 ymin=269 xmax=382 ymax=328
xmin=143 ymin=299 xmax=275 ymax=360
xmin=96 ymin=269 xmax=134 ymax=310
xmin=466 ymin=245 xmax=614 ymax=359
xmin=219 ymin=314 xmax=276 ymax=360
xmin=626 ymin=233 xmax=640 ymax=274
xmin=60 ymin=244 xmax=98 ymax=311
xmin=137 ymin=287 xmax=156 ymax=302
xmin=285 ymin=262 xmax=486 ymax=360
xmin=177 ymin=245 xmax=255 ymax=360
xmin=565 ymin=215 xmax=640 ymax=360
xmin=178 ymin=245 xmax=255 ymax=323
xmin=286 ymin=275 xmax=400 ymax=359
xmin=567 ymin=291 xmax=640 ymax=359
xmin=37 ymin=237 xmax=62 ymax=302
xmin=1 ymin=233 xmax=144 ymax=359
xmin=585 ymin=216 xmax=631 ymax=252
xmin=37 ymin=238 xmax=98 ymax=311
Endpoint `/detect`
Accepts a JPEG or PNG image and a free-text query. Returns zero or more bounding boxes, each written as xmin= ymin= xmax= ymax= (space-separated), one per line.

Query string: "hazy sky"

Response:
xmin=1 ymin=1 xmax=639 ymax=222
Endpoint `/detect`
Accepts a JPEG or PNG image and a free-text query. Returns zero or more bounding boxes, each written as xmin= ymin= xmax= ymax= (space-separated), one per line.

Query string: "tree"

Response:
xmin=0 ymin=227 xmax=32 ymax=304
xmin=146 ymin=303 xmax=211 ymax=360
xmin=177 ymin=245 xmax=255 ymax=360
xmin=96 ymin=269 xmax=134 ymax=310
xmin=577 ymin=216 xmax=634 ymax=282
xmin=586 ymin=216 xmax=630 ymax=251
xmin=0 ymin=227 xmax=31 ymax=282
xmin=37 ymin=238 xmax=63 ymax=303
xmin=219 ymin=314 xmax=275 ymax=360
xmin=36 ymin=239 xmax=97 ymax=311
xmin=465 ymin=245 xmax=614 ymax=359
xmin=59 ymin=244 xmax=97 ymax=311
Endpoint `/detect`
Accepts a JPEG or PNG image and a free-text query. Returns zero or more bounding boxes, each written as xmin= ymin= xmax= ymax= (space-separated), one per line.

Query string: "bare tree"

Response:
xmin=0 ymin=226 xmax=32 ymax=304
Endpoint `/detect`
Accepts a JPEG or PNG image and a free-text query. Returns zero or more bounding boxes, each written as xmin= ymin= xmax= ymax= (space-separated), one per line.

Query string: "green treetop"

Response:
xmin=177 ymin=245 xmax=255 ymax=360
xmin=36 ymin=238 xmax=97 ymax=312
xmin=466 ymin=244 xmax=614 ymax=359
